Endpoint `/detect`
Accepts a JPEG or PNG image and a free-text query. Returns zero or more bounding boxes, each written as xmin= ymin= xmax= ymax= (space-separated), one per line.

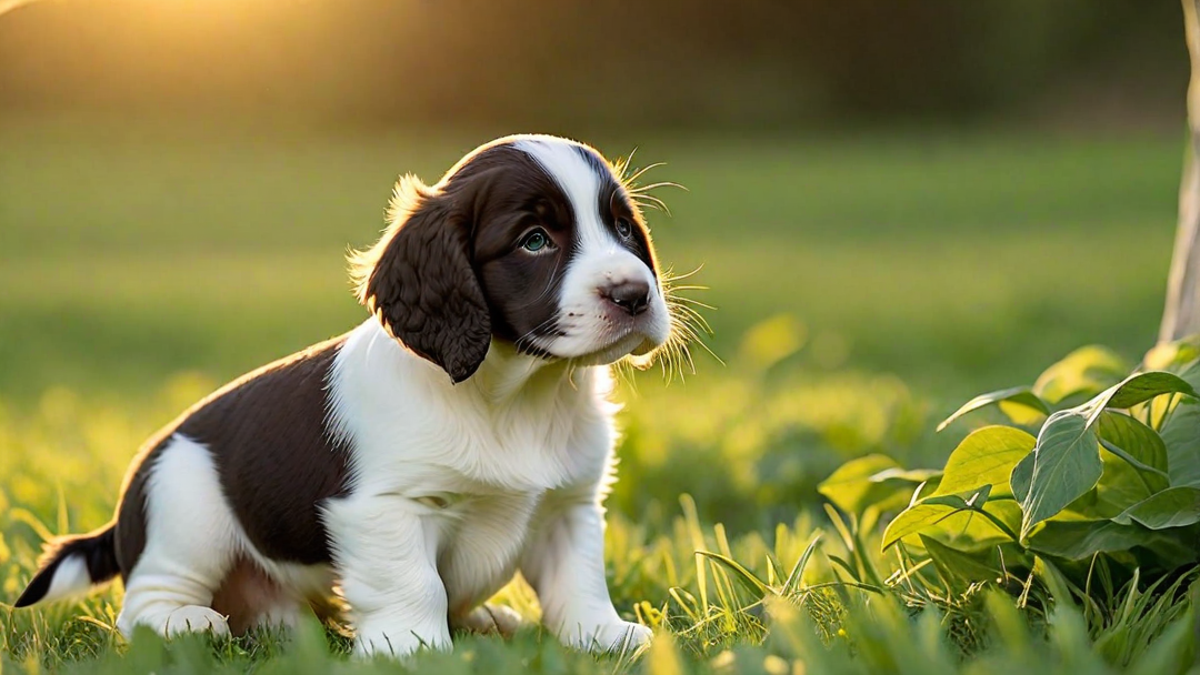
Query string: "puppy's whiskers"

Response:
xmin=513 ymin=315 xmax=561 ymax=354
xmin=612 ymin=153 xmax=686 ymax=217
xmin=626 ymin=265 xmax=719 ymax=384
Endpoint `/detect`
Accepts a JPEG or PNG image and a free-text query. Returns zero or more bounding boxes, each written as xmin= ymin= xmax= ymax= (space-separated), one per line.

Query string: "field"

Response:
xmin=0 ymin=114 xmax=1190 ymax=673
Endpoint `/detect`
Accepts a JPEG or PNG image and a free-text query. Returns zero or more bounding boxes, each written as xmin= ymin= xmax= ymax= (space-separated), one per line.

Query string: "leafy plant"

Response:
xmin=820 ymin=340 xmax=1200 ymax=595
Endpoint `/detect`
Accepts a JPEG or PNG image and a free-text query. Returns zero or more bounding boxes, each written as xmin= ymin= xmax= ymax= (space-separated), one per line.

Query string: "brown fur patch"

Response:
xmin=114 ymin=336 xmax=350 ymax=576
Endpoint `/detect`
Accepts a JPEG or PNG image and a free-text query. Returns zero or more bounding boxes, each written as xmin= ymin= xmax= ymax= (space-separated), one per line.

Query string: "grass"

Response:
xmin=0 ymin=113 xmax=1195 ymax=673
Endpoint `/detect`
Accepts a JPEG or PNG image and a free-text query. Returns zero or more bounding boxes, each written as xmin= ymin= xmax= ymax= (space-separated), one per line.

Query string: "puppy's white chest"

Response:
xmin=433 ymin=490 xmax=543 ymax=612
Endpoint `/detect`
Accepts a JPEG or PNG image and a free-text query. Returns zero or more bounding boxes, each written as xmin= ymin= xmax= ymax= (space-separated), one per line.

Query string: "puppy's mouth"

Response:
xmin=576 ymin=332 xmax=647 ymax=365
xmin=605 ymin=317 xmax=665 ymax=356
xmin=543 ymin=310 xmax=669 ymax=365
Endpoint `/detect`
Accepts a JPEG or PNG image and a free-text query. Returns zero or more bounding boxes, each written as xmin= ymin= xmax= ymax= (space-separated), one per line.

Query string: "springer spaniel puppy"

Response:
xmin=14 ymin=134 xmax=674 ymax=656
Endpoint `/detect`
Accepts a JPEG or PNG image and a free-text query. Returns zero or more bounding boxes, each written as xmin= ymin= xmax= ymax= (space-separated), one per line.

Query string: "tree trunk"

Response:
xmin=1161 ymin=0 xmax=1200 ymax=342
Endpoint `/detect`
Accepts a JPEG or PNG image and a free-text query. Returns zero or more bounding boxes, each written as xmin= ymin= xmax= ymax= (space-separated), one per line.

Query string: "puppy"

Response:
xmin=15 ymin=135 xmax=676 ymax=656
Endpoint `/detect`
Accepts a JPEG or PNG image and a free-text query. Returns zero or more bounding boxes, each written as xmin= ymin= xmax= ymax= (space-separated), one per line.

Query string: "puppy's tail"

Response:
xmin=14 ymin=524 xmax=120 ymax=608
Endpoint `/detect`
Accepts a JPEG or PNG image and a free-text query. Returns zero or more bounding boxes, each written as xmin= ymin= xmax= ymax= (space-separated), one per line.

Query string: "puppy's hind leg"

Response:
xmin=452 ymin=604 xmax=525 ymax=638
xmin=116 ymin=436 xmax=240 ymax=638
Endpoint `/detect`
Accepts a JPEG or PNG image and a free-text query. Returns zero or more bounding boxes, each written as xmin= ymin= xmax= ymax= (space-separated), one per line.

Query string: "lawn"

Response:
xmin=0 ymin=114 xmax=1192 ymax=673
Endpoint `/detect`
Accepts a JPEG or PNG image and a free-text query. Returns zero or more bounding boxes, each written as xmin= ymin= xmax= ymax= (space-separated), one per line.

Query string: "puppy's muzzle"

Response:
xmin=599 ymin=279 xmax=651 ymax=316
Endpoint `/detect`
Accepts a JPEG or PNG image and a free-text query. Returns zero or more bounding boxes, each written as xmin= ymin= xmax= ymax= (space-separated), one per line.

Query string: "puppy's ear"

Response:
xmin=350 ymin=175 xmax=491 ymax=383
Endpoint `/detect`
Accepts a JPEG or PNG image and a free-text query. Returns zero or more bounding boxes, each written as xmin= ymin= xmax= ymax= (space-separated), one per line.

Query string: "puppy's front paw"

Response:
xmin=163 ymin=606 xmax=231 ymax=637
xmin=598 ymin=621 xmax=652 ymax=653
xmin=563 ymin=620 xmax=652 ymax=653
xmin=353 ymin=621 xmax=452 ymax=659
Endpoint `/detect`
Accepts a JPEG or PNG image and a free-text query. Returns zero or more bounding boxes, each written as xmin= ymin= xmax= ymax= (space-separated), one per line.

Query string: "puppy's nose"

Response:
xmin=601 ymin=280 xmax=651 ymax=316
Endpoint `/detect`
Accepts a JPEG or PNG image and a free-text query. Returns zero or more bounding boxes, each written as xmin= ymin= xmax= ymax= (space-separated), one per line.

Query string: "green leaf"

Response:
xmin=1016 ymin=385 xmax=1176 ymax=531
xmin=817 ymin=454 xmax=898 ymax=513
xmin=881 ymin=485 xmax=1003 ymax=550
xmin=982 ymin=499 xmax=1025 ymax=539
xmin=1105 ymin=371 xmax=1196 ymax=409
xmin=1111 ymin=487 xmax=1200 ymax=530
xmin=1057 ymin=484 xmax=1119 ymax=521
xmin=1177 ymin=357 xmax=1200 ymax=392
xmin=934 ymin=426 xmax=1034 ymax=498
xmin=918 ymin=535 xmax=1004 ymax=586
xmin=1095 ymin=411 xmax=1171 ymax=511
xmin=1010 ymin=451 xmax=1032 ymax=506
xmin=1064 ymin=371 xmax=1196 ymax=433
xmin=1033 ymin=345 xmax=1129 ymax=405
xmin=1143 ymin=337 xmax=1200 ymax=372
xmin=1060 ymin=371 xmax=1194 ymax=433
xmin=936 ymin=387 xmax=1049 ymax=432
xmin=1013 ymin=411 xmax=1104 ymax=540
xmin=905 ymin=498 xmax=1024 ymax=552
xmin=1144 ymin=393 xmax=1178 ymax=435
xmin=1096 ymin=411 xmax=1169 ymax=475
xmin=817 ymin=454 xmax=937 ymax=516
xmin=1026 ymin=519 xmax=1199 ymax=565
xmin=871 ymin=466 xmax=943 ymax=485
xmin=1093 ymin=447 xmax=1161 ymax=517
xmin=882 ymin=503 xmax=958 ymax=551
xmin=998 ymin=398 xmax=1050 ymax=426
xmin=1160 ymin=399 xmax=1200 ymax=487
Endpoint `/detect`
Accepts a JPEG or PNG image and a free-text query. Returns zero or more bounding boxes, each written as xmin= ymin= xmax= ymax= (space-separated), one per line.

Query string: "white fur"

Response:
xmin=514 ymin=137 xmax=671 ymax=361
xmin=117 ymin=436 xmax=238 ymax=637
xmin=112 ymin=135 xmax=657 ymax=656
xmin=115 ymin=321 xmax=650 ymax=656
xmin=37 ymin=554 xmax=91 ymax=605
xmin=116 ymin=435 xmax=330 ymax=638
xmin=323 ymin=320 xmax=648 ymax=655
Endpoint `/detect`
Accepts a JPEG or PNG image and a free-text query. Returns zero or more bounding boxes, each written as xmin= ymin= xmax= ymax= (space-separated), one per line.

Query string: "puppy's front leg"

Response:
xmin=325 ymin=495 xmax=451 ymax=657
xmin=520 ymin=491 xmax=651 ymax=653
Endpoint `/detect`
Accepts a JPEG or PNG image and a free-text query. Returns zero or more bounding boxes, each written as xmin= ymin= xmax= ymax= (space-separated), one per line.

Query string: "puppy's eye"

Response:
xmin=615 ymin=217 xmax=633 ymax=239
xmin=520 ymin=229 xmax=552 ymax=253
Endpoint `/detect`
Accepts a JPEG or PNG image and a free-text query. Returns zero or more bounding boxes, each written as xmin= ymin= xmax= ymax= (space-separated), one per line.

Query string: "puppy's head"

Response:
xmin=351 ymin=135 xmax=673 ymax=383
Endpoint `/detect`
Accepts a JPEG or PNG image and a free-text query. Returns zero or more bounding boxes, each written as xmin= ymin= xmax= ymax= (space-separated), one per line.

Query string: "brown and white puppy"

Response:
xmin=15 ymin=135 xmax=674 ymax=656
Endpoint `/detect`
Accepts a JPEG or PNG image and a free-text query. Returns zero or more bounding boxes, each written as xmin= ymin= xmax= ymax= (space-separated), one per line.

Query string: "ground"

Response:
xmin=0 ymin=115 xmax=1189 ymax=673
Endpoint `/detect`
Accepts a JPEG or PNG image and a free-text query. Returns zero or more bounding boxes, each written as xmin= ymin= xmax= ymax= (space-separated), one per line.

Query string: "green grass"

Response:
xmin=0 ymin=114 xmax=1195 ymax=673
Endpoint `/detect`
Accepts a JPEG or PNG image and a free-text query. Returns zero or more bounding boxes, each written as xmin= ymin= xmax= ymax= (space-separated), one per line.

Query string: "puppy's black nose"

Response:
xmin=601 ymin=280 xmax=651 ymax=316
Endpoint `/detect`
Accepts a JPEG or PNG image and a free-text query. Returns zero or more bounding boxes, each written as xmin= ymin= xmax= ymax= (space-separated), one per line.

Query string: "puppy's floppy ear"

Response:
xmin=350 ymin=175 xmax=491 ymax=383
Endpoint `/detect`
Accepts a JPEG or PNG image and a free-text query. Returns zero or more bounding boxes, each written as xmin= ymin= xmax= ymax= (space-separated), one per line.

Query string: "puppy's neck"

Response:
xmin=467 ymin=340 xmax=574 ymax=402
xmin=355 ymin=319 xmax=585 ymax=405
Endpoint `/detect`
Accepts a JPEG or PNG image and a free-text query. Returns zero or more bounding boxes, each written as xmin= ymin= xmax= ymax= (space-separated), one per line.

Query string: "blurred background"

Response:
xmin=0 ymin=1 xmax=1190 ymax=532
